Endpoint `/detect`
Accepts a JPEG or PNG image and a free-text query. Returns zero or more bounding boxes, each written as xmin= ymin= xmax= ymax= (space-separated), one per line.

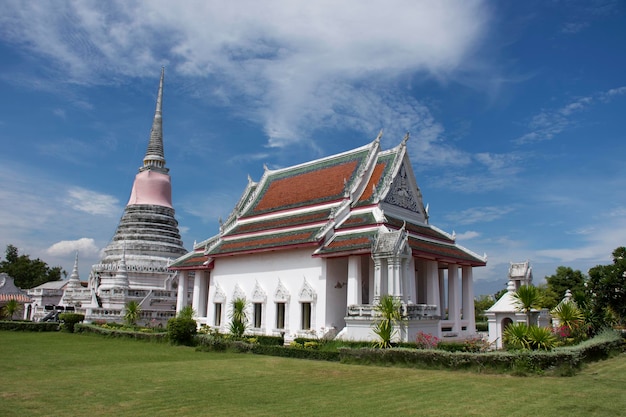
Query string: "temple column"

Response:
xmin=373 ymin=258 xmax=382 ymax=303
xmin=438 ymin=267 xmax=445 ymax=318
xmin=176 ymin=271 xmax=188 ymax=313
xmin=347 ymin=256 xmax=362 ymax=306
xmin=425 ymin=260 xmax=440 ymax=315
xmin=447 ymin=265 xmax=460 ymax=331
xmin=462 ymin=266 xmax=475 ymax=328
xmin=192 ymin=270 xmax=208 ymax=318
xmin=388 ymin=258 xmax=401 ymax=298
xmin=405 ymin=258 xmax=415 ymax=304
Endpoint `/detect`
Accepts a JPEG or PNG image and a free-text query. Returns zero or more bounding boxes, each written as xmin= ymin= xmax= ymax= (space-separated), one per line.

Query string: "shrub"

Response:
xmin=372 ymin=295 xmax=402 ymax=349
xmin=0 ymin=320 xmax=59 ymax=332
xmin=416 ymin=331 xmax=439 ymax=349
xmin=167 ymin=317 xmax=197 ymax=346
xmin=229 ymin=297 xmax=248 ymax=338
xmin=475 ymin=321 xmax=489 ymax=332
xmin=58 ymin=313 xmax=85 ymax=333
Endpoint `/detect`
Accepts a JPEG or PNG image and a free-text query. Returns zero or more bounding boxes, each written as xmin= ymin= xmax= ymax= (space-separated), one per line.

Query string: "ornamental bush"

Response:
xmin=58 ymin=313 xmax=85 ymax=333
xmin=166 ymin=317 xmax=197 ymax=346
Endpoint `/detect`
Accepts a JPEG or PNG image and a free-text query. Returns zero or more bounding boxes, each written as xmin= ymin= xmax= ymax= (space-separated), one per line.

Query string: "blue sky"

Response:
xmin=0 ymin=1 xmax=624 ymax=294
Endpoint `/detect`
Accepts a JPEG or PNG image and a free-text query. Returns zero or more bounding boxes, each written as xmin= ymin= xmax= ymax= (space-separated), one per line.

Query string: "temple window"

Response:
xmin=253 ymin=302 xmax=262 ymax=328
xmin=301 ymin=302 xmax=311 ymax=330
xmin=214 ymin=303 xmax=222 ymax=327
xmin=276 ymin=302 xmax=285 ymax=329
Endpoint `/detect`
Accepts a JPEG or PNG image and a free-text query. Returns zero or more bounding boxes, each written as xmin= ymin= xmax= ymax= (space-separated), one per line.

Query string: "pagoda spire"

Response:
xmin=67 ymin=251 xmax=81 ymax=289
xmin=141 ymin=67 xmax=168 ymax=173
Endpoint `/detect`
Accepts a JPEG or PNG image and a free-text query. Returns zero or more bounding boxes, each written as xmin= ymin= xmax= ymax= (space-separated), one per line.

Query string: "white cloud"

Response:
xmin=455 ymin=230 xmax=480 ymax=240
xmin=515 ymin=87 xmax=626 ymax=144
xmin=445 ymin=206 xmax=514 ymax=226
xmin=46 ymin=238 xmax=100 ymax=257
xmin=66 ymin=187 xmax=120 ymax=216
xmin=0 ymin=0 xmax=490 ymax=151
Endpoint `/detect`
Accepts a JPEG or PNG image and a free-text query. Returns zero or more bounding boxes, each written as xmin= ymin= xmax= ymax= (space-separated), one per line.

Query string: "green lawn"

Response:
xmin=1 ymin=331 xmax=625 ymax=417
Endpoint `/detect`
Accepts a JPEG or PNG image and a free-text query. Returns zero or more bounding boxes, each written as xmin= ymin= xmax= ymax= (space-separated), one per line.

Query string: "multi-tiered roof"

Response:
xmin=171 ymin=134 xmax=485 ymax=269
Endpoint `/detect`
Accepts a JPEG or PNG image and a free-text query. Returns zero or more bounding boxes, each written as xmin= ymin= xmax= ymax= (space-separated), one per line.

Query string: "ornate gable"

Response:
xmin=298 ymin=278 xmax=317 ymax=302
xmin=274 ymin=279 xmax=290 ymax=302
xmin=232 ymin=284 xmax=246 ymax=300
xmin=214 ymin=283 xmax=226 ymax=303
xmin=251 ymin=280 xmax=267 ymax=302
xmin=383 ymin=163 xmax=422 ymax=214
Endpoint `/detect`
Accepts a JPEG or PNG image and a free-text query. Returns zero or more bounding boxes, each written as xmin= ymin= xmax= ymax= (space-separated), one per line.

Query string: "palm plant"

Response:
xmin=551 ymin=301 xmax=584 ymax=331
xmin=512 ymin=285 xmax=542 ymax=326
xmin=178 ymin=305 xmax=196 ymax=320
xmin=372 ymin=294 xmax=402 ymax=349
xmin=526 ymin=325 xmax=557 ymax=350
xmin=124 ymin=300 xmax=141 ymax=327
xmin=3 ymin=299 xmax=20 ymax=320
xmin=503 ymin=322 xmax=530 ymax=350
xmin=229 ymin=297 xmax=248 ymax=338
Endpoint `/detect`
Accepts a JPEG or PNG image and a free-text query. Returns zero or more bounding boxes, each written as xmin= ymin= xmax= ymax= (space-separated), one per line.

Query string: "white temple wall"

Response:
xmin=207 ymin=249 xmax=327 ymax=338
xmin=325 ymin=257 xmax=348 ymax=333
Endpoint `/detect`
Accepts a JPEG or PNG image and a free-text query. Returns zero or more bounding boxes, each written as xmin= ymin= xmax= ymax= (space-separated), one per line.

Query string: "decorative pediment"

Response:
xmin=214 ymin=283 xmax=226 ymax=303
xmin=299 ymin=278 xmax=317 ymax=302
xmin=384 ymin=163 xmax=420 ymax=213
xmin=274 ymin=279 xmax=290 ymax=302
xmin=252 ymin=280 xmax=267 ymax=302
xmin=232 ymin=284 xmax=246 ymax=301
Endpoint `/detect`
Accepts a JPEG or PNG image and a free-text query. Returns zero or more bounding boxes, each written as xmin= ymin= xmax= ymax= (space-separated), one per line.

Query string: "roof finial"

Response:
xmin=141 ymin=67 xmax=167 ymax=173
xmin=402 ymin=131 xmax=410 ymax=146
xmin=375 ymin=129 xmax=383 ymax=143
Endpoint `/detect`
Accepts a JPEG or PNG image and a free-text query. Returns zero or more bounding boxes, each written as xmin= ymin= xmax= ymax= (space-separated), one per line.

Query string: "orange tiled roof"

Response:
xmin=169 ymin=251 xmax=211 ymax=269
xmin=408 ymin=236 xmax=485 ymax=265
xmin=209 ymin=228 xmax=320 ymax=256
xmin=227 ymin=208 xmax=332 ymax=236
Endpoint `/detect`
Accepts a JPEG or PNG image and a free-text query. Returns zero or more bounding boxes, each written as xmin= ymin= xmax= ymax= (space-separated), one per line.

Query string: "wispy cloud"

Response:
xmin=445 ymin=206 xmax=515 ymax=226
xmin=514 ymin=86 xmax=626 ymax=144
xmin=66 ymin=187 xmax=120 ymax=216
xmin=455 ymin=230 xmax=481 ymax=240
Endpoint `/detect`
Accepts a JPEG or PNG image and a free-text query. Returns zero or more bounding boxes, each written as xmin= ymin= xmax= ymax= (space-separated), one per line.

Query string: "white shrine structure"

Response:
xmin=486 ymin=261 xmax=543 ymax=349
xmin=171 ymin=134 xmax=486 ymax=342
xmin=27 ymin=69 xmax=187 ymax=323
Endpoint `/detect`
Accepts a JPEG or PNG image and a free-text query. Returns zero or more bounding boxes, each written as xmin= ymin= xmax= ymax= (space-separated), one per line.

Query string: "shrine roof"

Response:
xmin=169 ymin=250 xmax=211 ymax=269
xmin=407 ymin=236 xmax=486 ymax=266
xmin=315 ymin=231 xmax=378 ymax=256
xmin=242 ymin=146 xmax=371 ymax=217
xmin=336 ymin=212 xmax=378 ymax=230
xmin=384 ymin=216 xmax=454 ymax=243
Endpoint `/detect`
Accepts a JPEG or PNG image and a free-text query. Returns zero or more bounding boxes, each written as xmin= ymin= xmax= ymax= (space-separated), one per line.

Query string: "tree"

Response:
xmin=3 ymin=299 xmax=21 ymax=320
xmin=178 ymin=305 xmax=195 ymax=320
xmin=474 ymin=295 xmax=495 ymax=322
xmin=512 ymin=285 xmax=542 ymax=326
xmin=229 ymin=297 xmax=248 ymax=338
xmin=124 ymin=301 xmax=141 ymax=327
xmin=544 ymin=266 xmax=587 ymax=309
xmin=0 ymin=245 xmax=64 ymax=289
xmin=587 ymin=246 xmax=626 ymax=327
xmin=372 ymin=295 xmax=402 ymax=349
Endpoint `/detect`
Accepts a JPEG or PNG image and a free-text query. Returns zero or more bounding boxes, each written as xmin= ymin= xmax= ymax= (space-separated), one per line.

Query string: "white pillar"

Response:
xmin=347 ymin=256 xmax=361 ymax=306
xmin=373 ymin=258 xmax=382 ymax=302
xmin=462 ymin=266 xmax=475 ymax=330
xmin=405 ymin=258 xmax=416 ymax=304
xmin=176 ymin=271 xmax=188 ymax=313
xmin=447 ymin=265 xmax=460 ymax=331
xmin=438 ymin=267 xmax=445 ymax=318
xmin=425 ymin=260 xmax=440 ymax=314
xmin=192 ymin=271 xmax=208 ymax=317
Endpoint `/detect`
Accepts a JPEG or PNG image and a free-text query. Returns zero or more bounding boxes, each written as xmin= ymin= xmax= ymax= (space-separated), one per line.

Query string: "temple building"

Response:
xmin=29 ymin=69 xmax=187 ymax=323
xmin=170 ymin=134 xmax=486 ymax=342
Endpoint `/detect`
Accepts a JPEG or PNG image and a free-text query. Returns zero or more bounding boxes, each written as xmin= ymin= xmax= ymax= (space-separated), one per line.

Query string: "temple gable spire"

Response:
xmin=141 ymin=67 xmax=168 ymax=173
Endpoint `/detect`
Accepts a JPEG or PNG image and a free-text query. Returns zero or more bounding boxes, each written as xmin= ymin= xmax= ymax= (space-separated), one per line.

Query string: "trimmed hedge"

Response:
xmin=167 ymin=317 xmax=197 ymax=345
xmin=58 ymin=313 xmax=85 ymax=333
xmin=338 ymin=330 xmax=624 ymax=376
xmin=0 ymin=320 xmax=59 ymax=332
xmin=75 ymin=324 xmax=168 ymax=342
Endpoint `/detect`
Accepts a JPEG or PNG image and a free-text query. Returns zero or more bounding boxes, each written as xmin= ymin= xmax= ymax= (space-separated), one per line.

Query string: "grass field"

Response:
xmin=1 ymin=331 xmax=625 ymax=417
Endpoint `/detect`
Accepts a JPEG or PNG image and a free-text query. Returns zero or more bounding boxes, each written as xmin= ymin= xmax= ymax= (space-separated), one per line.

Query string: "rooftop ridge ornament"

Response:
xmin=141 ymin=67 xmax=168 ymax=173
